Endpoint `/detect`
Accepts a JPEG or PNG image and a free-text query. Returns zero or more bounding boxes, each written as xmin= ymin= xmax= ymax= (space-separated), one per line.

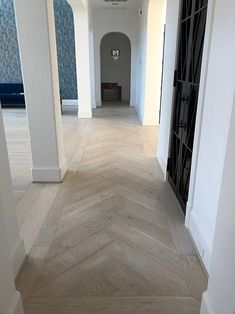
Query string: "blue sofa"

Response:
xmin=0 ymin=83 xmax=25 ymax=107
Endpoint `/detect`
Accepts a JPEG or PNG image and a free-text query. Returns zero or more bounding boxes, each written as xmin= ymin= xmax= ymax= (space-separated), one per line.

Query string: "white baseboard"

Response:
xmin=62 ymin=99 xmax=78 ymax=112
xmin=189 ymin=211 xmax=212 ymax=272
xmin=142 ymin=117 xmax=158 ymax=126
xmin=11 ymin=237 xmax=26 ymax=278
xmin=78 ymin=110 xmax=92 ymax=119
xmin=60 ymin=158 xmax=67 ymax=179
xmin=62 ymin=100 xmax=93 ymax=117
xmin=200 ymin=292 xmax=214 ymax=314
xmin=31 ymin=159 xmax=67 ymax=182
xmin=7 ymin=291 xmax=24 ymax=314
xmin=135 ymin=107 xmax=158 ymax=126
xmin=134 ymin=106 xmax=144 ymax=123
xmin=130 ymin=101 xmax=135 ymax=107
xmin=156 ymin=153 xmax=167 ymax=179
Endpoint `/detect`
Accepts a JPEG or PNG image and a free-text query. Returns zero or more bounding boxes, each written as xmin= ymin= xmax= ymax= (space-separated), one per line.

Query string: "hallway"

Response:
xmin=13 ymin=105 xmax=207 ymax=314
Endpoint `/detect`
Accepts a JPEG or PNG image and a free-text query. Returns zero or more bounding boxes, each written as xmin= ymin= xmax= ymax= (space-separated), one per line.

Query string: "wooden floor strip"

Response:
xmin=2 ymin=104 xmax=207 ymax=314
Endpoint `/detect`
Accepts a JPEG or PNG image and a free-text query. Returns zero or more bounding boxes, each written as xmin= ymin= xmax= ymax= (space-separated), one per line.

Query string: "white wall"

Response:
xmin=201 ymin=92 xmax=235 ymax=314
xmin=101 ymin=32 xmax=131 ymax=101
xmin=136 ymin=0 xmax=148 ymax=121
xmin=0 ymin=104 xmax=25 ymax=278
xmin=158 ymin=0 xmax=235 ymax=277
xmin=93 ymin=7 xmax=139 ymax=107
xmin=157 ymin=0 xmax=180 ymax=172
xmin=0 ymin=108 xmax=25 ymax=314
xmin=141 ymin=0 xmax=166 ymax=125
xmin=157 ymin=0 xmax=216 ymax=268
xmin=0 ymin=204 xmax=24 ymax=314
xmin=188 ymin=0 xmax=235 ymax=273
xmin=136 ymin=0 xmax=166 ymax=125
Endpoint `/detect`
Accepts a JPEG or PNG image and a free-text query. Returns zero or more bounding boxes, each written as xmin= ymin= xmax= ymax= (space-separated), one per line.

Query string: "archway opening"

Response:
xmin=100 ymin=32 xmax=131 ymax=106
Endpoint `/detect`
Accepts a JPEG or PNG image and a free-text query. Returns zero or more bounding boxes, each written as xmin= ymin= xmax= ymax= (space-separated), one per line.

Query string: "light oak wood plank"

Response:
xmin=5 ymin=106 xmax=206 ymax=313
xmin=24 ymin=296 xmax=200 ymax=314
xmin=180 ymin=255 xmax=208 ymax=301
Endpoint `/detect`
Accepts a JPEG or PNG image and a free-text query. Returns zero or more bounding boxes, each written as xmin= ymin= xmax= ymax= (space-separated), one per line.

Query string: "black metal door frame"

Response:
xmin=168 ymin=0 xmax=208 ymax=214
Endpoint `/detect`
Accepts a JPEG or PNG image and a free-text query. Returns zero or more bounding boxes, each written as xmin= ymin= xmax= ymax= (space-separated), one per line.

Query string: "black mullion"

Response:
xmin=184 ymin=0 xmax=196 ymax=83
xmin=172 ymin=136 xmax=181 ymax=184
xmin=181 ymin=3 xmax=207 ymax=23
xmin=169 ymin=0 xmax=192 ymax=191
xmin=182 ymin=165 xmax=191 ymax=202
xmin=191 ymin=9 xmax=207 ymax=83
xmin=178 ymin=20 xmax=190 ymax=80
xmin=189 ymin=8 xmax=206 ymax=82
xmin=168 ymin=0 xmax=208 ymax=212
xmin=195 ymin=4 xmax=208 ymax=14
xmin=177 ymin=5 xmax=207 ymax=199
xmin=178 ymin=0 xmax=196 ymax=196
xmin=178 ymin=96 xmax=197 ymax=177
xmin=175 ymin=0 xmax=196 ymax=193
xmin=177 ymin=79 xmax=199 ymax=86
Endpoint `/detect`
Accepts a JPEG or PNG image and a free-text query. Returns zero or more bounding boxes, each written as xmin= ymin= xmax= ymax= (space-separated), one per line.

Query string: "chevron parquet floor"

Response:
xmin=9 ymin=104 xmax=207 ymax=313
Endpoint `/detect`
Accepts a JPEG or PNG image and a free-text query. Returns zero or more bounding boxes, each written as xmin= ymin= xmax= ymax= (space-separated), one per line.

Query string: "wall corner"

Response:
xmin=200 ymin=292 xmax=214 ymax=314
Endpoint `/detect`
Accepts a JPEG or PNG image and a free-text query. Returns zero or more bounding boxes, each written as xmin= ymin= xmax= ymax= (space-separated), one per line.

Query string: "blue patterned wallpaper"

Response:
xmin=0 ymin=0 xmax=77 ymax=99
xmin=0 ymin=0 xmax=22 ymax=83
xmin=54 ymin=0 xmax=77 ymax=99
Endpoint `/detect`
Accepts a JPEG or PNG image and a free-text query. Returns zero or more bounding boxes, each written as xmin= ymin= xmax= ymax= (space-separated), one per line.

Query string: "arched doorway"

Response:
xmin=100 ymin=32 xmax=131 ymax=105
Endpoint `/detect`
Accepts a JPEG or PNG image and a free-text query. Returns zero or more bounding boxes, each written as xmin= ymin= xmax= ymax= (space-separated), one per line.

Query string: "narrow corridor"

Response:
xmin=12 ymin=105 xmax=207 ymax=314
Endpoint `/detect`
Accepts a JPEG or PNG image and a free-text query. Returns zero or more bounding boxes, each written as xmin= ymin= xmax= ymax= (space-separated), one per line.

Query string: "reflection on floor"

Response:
xmin=3 ymin=105 xmax=207 ymax=314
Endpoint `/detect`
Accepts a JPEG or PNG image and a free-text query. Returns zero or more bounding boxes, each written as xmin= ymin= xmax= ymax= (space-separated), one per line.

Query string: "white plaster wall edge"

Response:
xmin=31 ymin=158 xmax=67 ymax=182
xmin=155 ymin=0 xmax=181 ymax=183
xmin=141 ymin=116 xmax=158 ymax=126
xmin=184 ymin=0 xmax=216 ymax=235
xmin=134 ymin=106 xmax=144 ymax=124
xmin=7 ymin=291 xmax=24 ymax=314
xmin=134 ymin=107 xmax=158 ymax=127
xmin=155 ymin=156 xmax=165 ymax=180
xmin=11 ymin=237 xmax=26 ymax=279
xmin=134 ymin=104 xmax=157 ymax=126
xmin=60 ymin=158 xmax=67 ymax=179
xmin=200 ymin=291 xmax=215 ymax=314
xmin=78 ymin=110 xmax=93 ymax=119
xmin=156 ymin=153 xmax=167 ymax=180
xmin=188 ymin=210 xmax=212 ymax=273
xmin=185 ymin=200 xmax=192 ymax=228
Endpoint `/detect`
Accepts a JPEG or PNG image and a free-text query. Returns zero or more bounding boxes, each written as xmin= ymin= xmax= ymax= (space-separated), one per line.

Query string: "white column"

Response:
xmin=69 ymin=0 xmax=92 ymax=118
xmin=75 ymin=8 xmax=93 ymax=118
xmin=89 ymin=23 xmax=96 ymax=109
xmin=0 ymin=202 xmax=24 ymax=314
xmin=14 ymin=0 xmax=67 ymax=182
xmin=156 ymin=0 xmax=180 ymax=175
xmin=0 ymin=108 xmax=26 ymax=277
xmin=142 ymin=0 xmax=166 ymax=126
